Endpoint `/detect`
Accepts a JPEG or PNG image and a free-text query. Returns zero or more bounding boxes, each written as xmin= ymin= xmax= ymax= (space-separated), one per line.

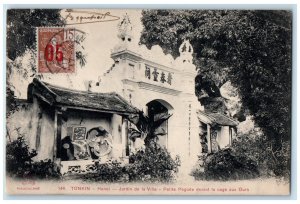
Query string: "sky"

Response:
xmin=51 ymin=9 xmax=144 ymax=90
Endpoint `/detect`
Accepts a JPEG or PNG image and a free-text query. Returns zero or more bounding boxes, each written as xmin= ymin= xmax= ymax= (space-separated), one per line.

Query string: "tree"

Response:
xmin=6 ymin=10 xmax=64 ymax=113
xmin=127 ymin=111 xmax=172 ymax=148
xmin=140 ymin=10 xmax=292 ymax=153
xmin=7 ymin=9 xmax=65 ymax=61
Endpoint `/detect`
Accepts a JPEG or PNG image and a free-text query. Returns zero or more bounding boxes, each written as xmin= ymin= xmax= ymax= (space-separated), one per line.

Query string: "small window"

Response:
xmin=129 ymin=63 xmax=135 ymax=79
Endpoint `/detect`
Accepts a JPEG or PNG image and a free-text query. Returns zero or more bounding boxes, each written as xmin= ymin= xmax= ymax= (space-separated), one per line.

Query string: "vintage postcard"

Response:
xmin=5 ymin=8 xmax=292 ymax=195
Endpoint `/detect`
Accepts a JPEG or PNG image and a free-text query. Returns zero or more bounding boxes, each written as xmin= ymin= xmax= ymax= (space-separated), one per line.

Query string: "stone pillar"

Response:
xmin=189 ymin=104 xmax=201 ymax=165
xmin=54 ymin=109 xmax=62 ymax=159
xmin=121 ymin=117 xmax=129 ymax=157
xmin=35 ymin=113 xmax=43 ymax=150
xmin=229 ymin=127 xmax=232 ymax=146
xmin=207 ymin=124 xmax=212 ymax=153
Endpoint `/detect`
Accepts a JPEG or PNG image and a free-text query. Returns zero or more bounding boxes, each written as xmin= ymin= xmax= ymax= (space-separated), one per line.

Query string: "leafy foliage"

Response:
xmin=83 ymin=161 xmax=127 ymax=183
xmin=128 ymin=145 xmax=180 ymax=182
xmin=6 ymin=136 xmax=37 ymax=173
xmin=232 ymin=129 xmax=290 ymax=178
xmin=83 ymin=145 xmax=180 ymax=183
xmin=6 ymin=136 xmax=60 ymax=179
xmin=7 ymin=9 xmax=65 ymax=61
xmin=6 ymin=9 xmax=64 ymax=116
xmin=28 ymin=160 xmax=60 ymax=179
xmin=140 ymin=10 xmax=291 ymax=150
xmin=6 ymin=82 xmax=18 ymax=117
xmin=191 ymin=148 xmax=259 ymax=181
xmin=127 ymin=111 xmax=172 ymax=147
xmin=192 ymin=128 xmax=290 ymax=181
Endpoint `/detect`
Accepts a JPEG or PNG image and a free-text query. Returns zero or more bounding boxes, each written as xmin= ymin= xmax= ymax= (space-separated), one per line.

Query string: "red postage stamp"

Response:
xmin=37 ymin=27 xmax=76 ymax=73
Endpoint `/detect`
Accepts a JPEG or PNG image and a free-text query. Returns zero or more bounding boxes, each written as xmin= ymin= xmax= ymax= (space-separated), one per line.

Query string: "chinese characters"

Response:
xmin=145 ymin=66 xmax=172 ymax=85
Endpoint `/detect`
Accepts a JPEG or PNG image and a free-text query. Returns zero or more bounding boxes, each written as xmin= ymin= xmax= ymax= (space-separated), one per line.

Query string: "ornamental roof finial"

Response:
xmin=117 ymin=13 xmax=133 ymax=42
xmin=179 ymin=39 xmax=194 ymax=63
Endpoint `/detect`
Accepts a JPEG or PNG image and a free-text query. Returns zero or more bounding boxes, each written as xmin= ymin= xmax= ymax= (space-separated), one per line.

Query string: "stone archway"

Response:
xmin=146 ymin=99 xmax=174 ymax=148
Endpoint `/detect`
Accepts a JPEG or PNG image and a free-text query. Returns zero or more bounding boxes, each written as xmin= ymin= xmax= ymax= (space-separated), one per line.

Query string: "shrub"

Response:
xmin=232 ymin=129 xmax=290 ymax=178
xmin=192 ymin=128 xmax=290 ymax=181
xmin=83 ymin=145 xmax=180 ymax=183
xmin=6 ymin=136 xmax=37 ymax=175
xmin=83 ymin=160 xmax=128 ymax=183
xmin=128 ymin=144 xmax=180 ymax=183
xmin=191 ymin=148 xmax=259 ymax=181
xmin=29 ymin=159 xmax=60 ymax=179
xmin=6 ymin=136 xmax=60 ymax=179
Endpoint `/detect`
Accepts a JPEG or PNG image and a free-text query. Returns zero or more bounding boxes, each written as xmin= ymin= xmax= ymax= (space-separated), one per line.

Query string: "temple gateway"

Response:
xmin=7 ymin=15 xmax=237 ymax=175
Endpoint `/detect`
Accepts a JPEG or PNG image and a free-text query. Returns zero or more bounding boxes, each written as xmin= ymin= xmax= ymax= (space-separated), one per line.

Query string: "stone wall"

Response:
xmin=7 ymin=97 xmax=55 ymax=161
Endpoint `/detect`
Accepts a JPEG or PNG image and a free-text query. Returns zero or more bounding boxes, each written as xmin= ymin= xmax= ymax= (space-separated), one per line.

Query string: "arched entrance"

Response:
xmin=146 ymin=99 xmax=174 ymax=148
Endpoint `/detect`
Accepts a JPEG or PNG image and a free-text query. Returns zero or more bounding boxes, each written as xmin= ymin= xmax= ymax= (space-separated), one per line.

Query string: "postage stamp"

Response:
xmin=37 ymin=27 xmax=76 ymax=73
